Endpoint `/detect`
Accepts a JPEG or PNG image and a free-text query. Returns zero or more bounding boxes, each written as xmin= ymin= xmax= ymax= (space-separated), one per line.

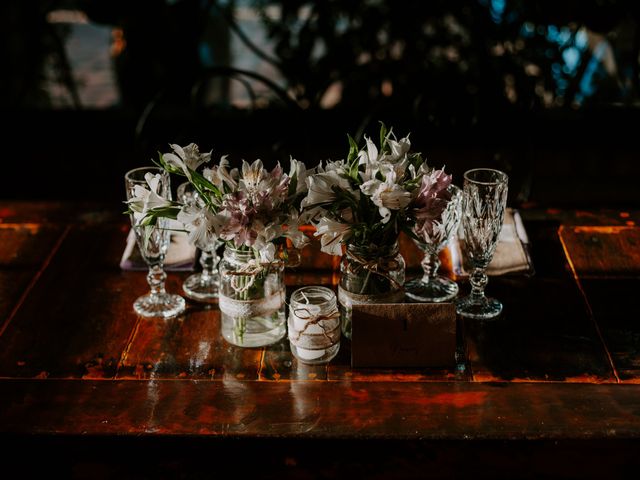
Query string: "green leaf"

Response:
xmin=347 ymin=134 xmax=359 ymax=163
xmin=189 ymin=169 xmax=223 ymax=202
xmin=152 ymin=152 xmax=163 ymax=168
xmin=379 ymin=121 xmax=388 ymax=152
xmin=156 ymin=151 xmax=181 ymax=175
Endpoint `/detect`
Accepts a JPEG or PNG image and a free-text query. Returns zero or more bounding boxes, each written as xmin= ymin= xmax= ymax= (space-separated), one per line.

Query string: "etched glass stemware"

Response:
xmin=177 ymin=182 xmax=222 ymax=302
xmin=406 ymin=184 xmax=462 ymax=303
xmin=125 ymin=167 xmax=186 ymax=318
xmin=455 ymin=168 xmax=508 ymax=320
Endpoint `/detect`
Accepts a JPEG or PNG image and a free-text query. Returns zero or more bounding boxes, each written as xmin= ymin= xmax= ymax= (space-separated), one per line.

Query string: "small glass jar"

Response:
xmin=338 ymin=242 xmax=405 ymax=339
xmin=288 ymin=286 xmax=340 ymax=364
xmin=219 ymin=246 xmax=286 ymax=347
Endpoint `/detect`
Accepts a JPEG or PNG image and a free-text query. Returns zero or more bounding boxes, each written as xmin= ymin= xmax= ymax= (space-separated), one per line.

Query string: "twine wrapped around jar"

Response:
xmin=219 ymin=290 xmax=285 ymax=319
xmin=219 ymin=246 xmax=287 ymax=348
xmin=339 ymin=242 xmax=406 ymax=339
xmin=288 ymin=286 xmax=341 ymax=364
xmin=337 ymin=285 xmax=405 ymax=307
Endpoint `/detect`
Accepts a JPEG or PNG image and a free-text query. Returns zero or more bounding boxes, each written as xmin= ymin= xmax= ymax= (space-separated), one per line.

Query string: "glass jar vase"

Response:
xmin=288 ymin=286 xmax=341 ymax=364
xmin=338 ymin=242 xmax=406 ymax=339
xmin=219 ymin=246 xmax=286 ymax=347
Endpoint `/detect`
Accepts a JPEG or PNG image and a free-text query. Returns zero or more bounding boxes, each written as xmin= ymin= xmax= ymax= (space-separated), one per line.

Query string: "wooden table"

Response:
xmin=1 ymin=202 xmax=639 ymax=478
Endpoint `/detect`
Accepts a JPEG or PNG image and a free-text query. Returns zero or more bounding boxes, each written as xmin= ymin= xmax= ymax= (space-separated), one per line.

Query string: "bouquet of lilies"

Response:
xmin=301 ymin=123 xmax=450 ymax=255
xmin=126 ymin=143 xmax=310 ymax=261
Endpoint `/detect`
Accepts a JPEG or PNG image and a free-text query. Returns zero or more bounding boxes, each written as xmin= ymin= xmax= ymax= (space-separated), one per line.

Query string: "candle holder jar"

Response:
xmin=288 ymin=286 xmax=341 ymax=364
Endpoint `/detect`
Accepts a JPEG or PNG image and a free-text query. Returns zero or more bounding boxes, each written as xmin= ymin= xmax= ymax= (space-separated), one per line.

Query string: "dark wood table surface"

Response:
xmin=1 ymin=201 xmax=640 ymax=477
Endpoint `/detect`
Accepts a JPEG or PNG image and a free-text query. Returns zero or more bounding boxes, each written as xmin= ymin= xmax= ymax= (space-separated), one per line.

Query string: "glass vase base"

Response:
xmin=405 ymin=276 xmax=459 ymax=303
xmin=455 ymin=295 xmax=502 ymax=320
xmin=182 ymin=273 xmax=219 ymax=303
xmin=291 ymin=343 xmax=340 ymax=365
xmin=221 ymin=313 xmax=286 ymax=348
xmin=134 ymin=293 xmax=186 ymax=318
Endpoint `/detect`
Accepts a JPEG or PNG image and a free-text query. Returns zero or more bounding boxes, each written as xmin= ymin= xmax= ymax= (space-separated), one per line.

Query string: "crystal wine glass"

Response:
xmin=177 ymin=182 xmax=223 ymax=302
xmin=406 ymin=184 xmax=462 ymax=302
xmin=125 ymin=167 xmax=186 ymax=318
xmin=455 ymin=168 xmax=508 ymax=320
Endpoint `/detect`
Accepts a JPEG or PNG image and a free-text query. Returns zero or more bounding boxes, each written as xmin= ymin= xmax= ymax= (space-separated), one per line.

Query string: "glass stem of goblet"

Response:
xmin=199 ymin=250 xmax=214 ymax=282
xmin=421 ymin=253 xmax=441 ymax=285
xmin=147 ymin=264 xmax=167 ymax=299
xmin=469 ymin=267 xmax=488 ymax=300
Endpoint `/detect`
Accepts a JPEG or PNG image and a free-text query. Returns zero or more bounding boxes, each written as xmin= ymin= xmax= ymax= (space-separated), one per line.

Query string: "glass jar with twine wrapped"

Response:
xmin=219 ymin=246 xmax=287 ymax=347
xmin=338 ymin=242 xmax=405 ymax=338
xmin=288 ymin=286 xmax=341 ymax=363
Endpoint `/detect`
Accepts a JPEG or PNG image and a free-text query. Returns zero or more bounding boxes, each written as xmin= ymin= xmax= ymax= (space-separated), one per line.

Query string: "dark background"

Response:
xmin=2 ymin=2 xmax=640 ymax=478
xmin=1 ymin=0 xmax=639 ymax=207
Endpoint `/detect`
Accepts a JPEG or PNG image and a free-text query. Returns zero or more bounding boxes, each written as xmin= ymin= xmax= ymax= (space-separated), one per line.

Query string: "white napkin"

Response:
xmin=119 ymin=220 xmax=196 ymax=271
xmin=450 ymin=208 xmax=534 ymax=277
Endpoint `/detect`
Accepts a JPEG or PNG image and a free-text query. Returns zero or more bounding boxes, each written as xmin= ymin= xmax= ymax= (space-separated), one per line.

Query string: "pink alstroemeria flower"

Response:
xmin=413 ymin=168 xmax=452 ymax=237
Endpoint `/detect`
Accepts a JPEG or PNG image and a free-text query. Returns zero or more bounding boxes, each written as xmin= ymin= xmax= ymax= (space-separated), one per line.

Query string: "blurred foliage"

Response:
xmin=2 ymin=0 xmax=639 ymax=129
xmin=252 ymin=0 xmax=640 ymax=124
xmin=0 ymin=1 xmax=78 ymax=108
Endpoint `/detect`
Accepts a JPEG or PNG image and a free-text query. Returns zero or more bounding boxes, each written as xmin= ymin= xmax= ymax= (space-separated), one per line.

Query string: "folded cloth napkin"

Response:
xmin=450 ymin=208 xmax=534 ymax=277
xmin=119 ymin=221 xmax=196 ymax=271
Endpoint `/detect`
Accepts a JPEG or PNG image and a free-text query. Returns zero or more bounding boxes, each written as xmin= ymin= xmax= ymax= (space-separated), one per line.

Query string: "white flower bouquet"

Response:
xmin=300 ymin=123 xmax=454 ymax=336
xmin=127 ymin=143 xmax=311 ymax=346
xmin=301 ymin=123 xmax=438 ymax=255
xmin=127 ymin=143 xmax=310 ymax=262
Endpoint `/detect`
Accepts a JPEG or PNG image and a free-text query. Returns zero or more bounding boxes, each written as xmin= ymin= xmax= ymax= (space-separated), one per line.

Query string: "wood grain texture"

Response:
xmin=581 ymin=279 xmax=640 ymax=383
xmin=327 ymin=340 xmax=464 ymax=382
xmin=559 ymin=226 xmax=640 ymax=277
xmin=461 ymin=220 xmax=617 ymax=383
xmin=116 ymin=302 xmax=264 ymax=380
xmin=559 ymin=225 xmax=640 ymax=382
xmin=0 ymin=224 xmax=138 ymax=379
xmin=0 ymin=224 xmax=65 ymax=325
xmin=2 ymin=380 xmax=640 ymax=439
xmin=0 ymin=202 xmax=639 ymax=446
xmin=521 ymin=208 xmax=640 ymax=227
xmin=0 ymin=201 xmax=121 ymax=224
xmin=261 ymin=338 xmax=329 ymax=381
xmin=464 ymin=276 xmax=615 ymax=382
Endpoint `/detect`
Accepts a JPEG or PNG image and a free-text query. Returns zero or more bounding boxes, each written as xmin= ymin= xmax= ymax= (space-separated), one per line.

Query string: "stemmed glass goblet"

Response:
xmin=406 ymin=184 xmax=462 ymax=303
xmin=177 ymin=182 xmax=223 ymax=302
xmin=455 ymin=168 xmax=508 ymax=320
xmin=125 ymin=167 xmax=186 ymax=318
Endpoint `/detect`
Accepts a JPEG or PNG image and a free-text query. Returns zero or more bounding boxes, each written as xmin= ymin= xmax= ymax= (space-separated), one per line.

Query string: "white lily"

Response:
xmin=283 ymin=216 xmax=310 ymax=249
xmin=204 ymin=155 xmax=238 ymax=191
xmin=240 ymin=159 xmax=267 ymax=193
xmin=258 ymin=242 xmax=277 ymax=263
xmin=301 ymin=170 xmax=356 ymax=208
xmin=261 ymin=224 xmax=283 ymax=244
xmin=385 ymin=135 xmax=411 ymax=162
xmin=177 ymin=204 xmax=222 ymax=250
xmin=163 ymin=143 xmax=210 ymax=180
xmin=314 ymin=217 xmax=352 ymax=256
xmin=319 ymin=159 xmax=347 ymax=175
xmin=127 ymin=172 xmax=172 ymax=221
xmin=360 ymin=170 xmax=411 ymax=224
xmin=357 ymin=136 xmax=382 ymax=182
xmin=289 ymin=158 xmax=311 ymax=195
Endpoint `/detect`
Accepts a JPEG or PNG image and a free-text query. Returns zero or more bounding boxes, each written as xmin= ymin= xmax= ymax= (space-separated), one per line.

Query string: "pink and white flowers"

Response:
xmin=413 ymin=168 xmax=453 ymax=239
xmin=128 ymin=128 xmax=455 ymax=263
xmin=301 ymin=123 xmax=448 ymax=255
xmin=131 ymin=144 xmax=310 ymax=263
